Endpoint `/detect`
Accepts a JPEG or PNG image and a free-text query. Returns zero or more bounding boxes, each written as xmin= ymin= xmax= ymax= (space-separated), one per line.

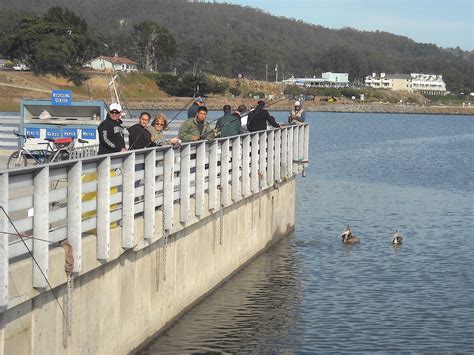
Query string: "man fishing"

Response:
xmin=247 ymin=100 xmax=283 ymax=132
xmin=288 ymin=101 xmax=306 ymax=125
xmin=215 ymin=105 xmax=243 ymax=138
xmin=178 ymin=106 xmax=216 ymax=142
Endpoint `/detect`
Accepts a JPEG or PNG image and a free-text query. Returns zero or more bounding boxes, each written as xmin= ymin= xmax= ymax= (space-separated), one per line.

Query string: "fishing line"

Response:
xmin=0 ymin=206 xmax=66 ymax=319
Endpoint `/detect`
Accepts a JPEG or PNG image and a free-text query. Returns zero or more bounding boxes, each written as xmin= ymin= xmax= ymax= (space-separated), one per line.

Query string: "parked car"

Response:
xmin=13 ymin=63 xmax=29 ymax=71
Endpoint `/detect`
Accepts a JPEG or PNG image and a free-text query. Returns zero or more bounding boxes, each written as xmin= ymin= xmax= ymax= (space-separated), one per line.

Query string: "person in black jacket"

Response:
xmin=97 ymin=103 xmax=127 ymax=155
xmin=246 ymin=100 xmax=282 ymax=132
xmin=127 ymin=112 xmax=153 ymax=150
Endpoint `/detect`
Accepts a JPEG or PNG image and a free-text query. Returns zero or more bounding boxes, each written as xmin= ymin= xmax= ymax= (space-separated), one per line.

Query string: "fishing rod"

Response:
xmin=207 ymin=96 xmax=289 ymax=127
xmin=201 ymin=96 xmax=289 ymax=140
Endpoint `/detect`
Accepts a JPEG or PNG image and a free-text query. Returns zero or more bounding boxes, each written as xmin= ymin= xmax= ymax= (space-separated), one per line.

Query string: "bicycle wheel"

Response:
xmin=7 ymin=150 xmax=27 ymax=169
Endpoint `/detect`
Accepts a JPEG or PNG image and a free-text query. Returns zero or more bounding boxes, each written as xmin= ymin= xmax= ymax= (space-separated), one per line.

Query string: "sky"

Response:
xmin=227 ymin=0 xmax=474 ymax=51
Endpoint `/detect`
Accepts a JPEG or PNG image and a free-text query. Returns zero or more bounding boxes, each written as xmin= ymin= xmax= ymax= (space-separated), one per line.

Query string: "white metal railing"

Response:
xmin=0 ymin=124 xmax=309 ymax=309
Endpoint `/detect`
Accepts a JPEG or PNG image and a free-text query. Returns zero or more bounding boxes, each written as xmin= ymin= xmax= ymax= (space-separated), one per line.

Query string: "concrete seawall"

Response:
xmin=1 ymin=179 xmax=295 ymax=354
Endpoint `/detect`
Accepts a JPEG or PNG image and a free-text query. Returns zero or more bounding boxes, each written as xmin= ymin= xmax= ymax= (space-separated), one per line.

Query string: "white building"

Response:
xmin=283 ymin=72 xmax=349 ymax=88
xmin=365 ymin=72 xmax=447 ymax=95
xmin=85 ymin=54 xmax=138 ymax=72
xmin=410 ymin=73 xmax=447 ymax=95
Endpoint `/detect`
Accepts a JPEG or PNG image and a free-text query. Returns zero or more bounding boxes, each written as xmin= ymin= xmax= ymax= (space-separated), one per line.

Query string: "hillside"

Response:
xmin=0 ymin=0 xmax=472 ymax=93
xmin=1 ymin=72 xmax=473 ymax=116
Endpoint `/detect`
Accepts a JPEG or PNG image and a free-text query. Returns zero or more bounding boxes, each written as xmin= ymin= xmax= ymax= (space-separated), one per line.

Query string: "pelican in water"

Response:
xmin=340 ymin=226 xmax=360 ymax=244
xmin=392 ymin=230 xmax=403 ymax=246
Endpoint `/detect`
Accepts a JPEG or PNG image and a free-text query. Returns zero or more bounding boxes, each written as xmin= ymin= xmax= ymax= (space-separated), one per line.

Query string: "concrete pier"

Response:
xmin=0 ymin=125 xmax=308 ymax=353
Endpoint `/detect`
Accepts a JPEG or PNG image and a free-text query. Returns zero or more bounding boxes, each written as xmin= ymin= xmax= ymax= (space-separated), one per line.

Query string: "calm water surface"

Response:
xmin=140 ymin=112 xmax=474 ymax=353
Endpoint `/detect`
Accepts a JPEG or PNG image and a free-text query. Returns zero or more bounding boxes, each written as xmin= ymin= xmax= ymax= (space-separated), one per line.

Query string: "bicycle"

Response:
xmin=7 ymin=132 xmax=89 ymax=169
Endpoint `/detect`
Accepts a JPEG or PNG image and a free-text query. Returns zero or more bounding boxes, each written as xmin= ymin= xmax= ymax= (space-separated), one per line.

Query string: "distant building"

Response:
xmin=365 ymin=72 xmax=447 ymax=95
xmin=409 ymin=73 xmax=447 ymax=95
xmin=85 ymin=54 xmax=138 ymax=72
xmin=283 ymin=72 xmax=349 ymax=88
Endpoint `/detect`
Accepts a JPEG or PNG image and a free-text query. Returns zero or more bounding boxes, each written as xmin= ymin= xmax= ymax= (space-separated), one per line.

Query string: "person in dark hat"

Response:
xmin=187 ymin=97 xmax=205 ymax=119
xmin=246 ymin=100 xmax=282 ymax=132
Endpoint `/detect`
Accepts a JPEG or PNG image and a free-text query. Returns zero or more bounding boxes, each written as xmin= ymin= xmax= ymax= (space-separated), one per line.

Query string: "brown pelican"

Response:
xmin=392 ymin=230 xmax=403 ymax=246
xmin=340 ymin=226 xmax=360 ymax=244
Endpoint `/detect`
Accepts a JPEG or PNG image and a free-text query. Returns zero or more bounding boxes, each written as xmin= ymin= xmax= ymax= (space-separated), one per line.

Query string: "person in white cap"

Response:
xmin=288 ymin=100 xmax=306 ymax=125
xmin=97 ymin=102 xmax=127 ymax=155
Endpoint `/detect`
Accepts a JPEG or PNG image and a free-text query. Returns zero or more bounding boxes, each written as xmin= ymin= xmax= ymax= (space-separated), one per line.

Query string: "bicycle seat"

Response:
xmin=77 ymin=138 xmax=89 ymax=144
xmin=52 ymin=138 xmax=73 ymax=145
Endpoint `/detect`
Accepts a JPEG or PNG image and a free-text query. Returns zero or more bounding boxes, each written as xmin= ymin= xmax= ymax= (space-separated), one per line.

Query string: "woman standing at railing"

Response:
xmin=147 ymin=113 xmax=180 ymax=146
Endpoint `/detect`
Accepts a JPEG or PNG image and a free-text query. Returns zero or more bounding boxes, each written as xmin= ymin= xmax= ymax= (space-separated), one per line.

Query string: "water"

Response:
xmin=139 ymin=112 xmax=474 ymax=353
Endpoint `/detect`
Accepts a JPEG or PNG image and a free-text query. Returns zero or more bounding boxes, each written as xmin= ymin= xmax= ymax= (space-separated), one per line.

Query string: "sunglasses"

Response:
xmin=110 ymin=110 xmax=121 ymax=114
xmin=155 ymin=123 xmax=164 ymax=126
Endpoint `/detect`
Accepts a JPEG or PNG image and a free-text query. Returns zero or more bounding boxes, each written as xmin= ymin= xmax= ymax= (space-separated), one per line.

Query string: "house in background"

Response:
xmin=85 ymin=54 xmax=138 ymax=72
xmin=365 ymin=72 xmax=447 ymax=95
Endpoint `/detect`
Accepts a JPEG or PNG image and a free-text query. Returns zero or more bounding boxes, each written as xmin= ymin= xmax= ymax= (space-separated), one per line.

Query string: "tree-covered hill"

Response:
xmin=1 ymin=0 xmax=472 ymax=93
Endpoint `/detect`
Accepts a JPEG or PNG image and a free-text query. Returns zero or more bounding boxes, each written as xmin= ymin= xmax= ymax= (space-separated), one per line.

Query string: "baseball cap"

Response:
xmin=109 ymin=103 xmax=122 ymax=112
xmin=295 ymin=101 xmax=301 ymax=106
xmin=196 ymin=97 xmax=204 ymax=103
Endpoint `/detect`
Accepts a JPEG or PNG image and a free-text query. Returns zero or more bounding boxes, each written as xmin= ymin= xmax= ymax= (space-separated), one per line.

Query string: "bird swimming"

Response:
xmin=392 ymin=230 xmax=403 ymax=246
xmin=340 ymin=226 xmax=360 ymax=244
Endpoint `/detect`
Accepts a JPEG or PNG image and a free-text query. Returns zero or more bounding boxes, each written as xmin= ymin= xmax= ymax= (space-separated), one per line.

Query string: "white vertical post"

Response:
xmin=195 ymin=142 xmax=206 ymax=217
xmin=231 ymin=137 xmax=241 ymax=202
xmin=267 ymin=130 xmax=274 ymax=185
xmin=180 ymin=145 xmax=190 ymax=223
xmin=259 ymin=132 xmax=268 ymax=189
xmin=208 ymin=141 xmax=218 ymax=211
xmin=163 ymin=148 xmax=174 ymax=231
xmin=220 ymin=139 xmax=230 ymax=207
xmin=251 ymin=133 xmax=259 ymax=193
xmin=33 ymin=167 xmax=49 ymax=288
xmin=293 ymin=125 xmax=299 ymax=173
xmin=97 ymin=157 xmax=111 ymax=260
xmin=281 ymin=128 xmax=288 ymax=179
xmin=304 ymin=124 xmax=310 ymax=172
xmin=298 ymin=125 xmax=305 ymax=173
xmin=122 ymin=153 xmax=135 ymax=249
xmin=288 ymin=126 xmax=294 ymax=176
xmin=0 ymin=173 xmax=8 ymax=308
xmin=242 ymin=135 xmax=251 ymax=197
xmin=68 ymin=161 xmax=82 ymax=272
xmin=144 ymin=149 xmax=156 ymax=240
xmin=275 ymin=129 xmax=281 ymax=182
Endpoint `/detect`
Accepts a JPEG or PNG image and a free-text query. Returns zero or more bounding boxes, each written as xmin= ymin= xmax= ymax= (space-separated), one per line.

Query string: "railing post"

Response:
xmin=68 ymin=161 xmax=82 ymax=272
xmin=288 ymin=126 xmax=294 ymax=176
xmin=163 ymin=148 xmax=174 ymax=231
xmin=220 ymin=139 xmax=230 ymax=207
xmin=97 ymin=156 xmax=111 ymax=260
xmin=231 ymin=137 xmax=241 ymax=202
xmin=275 ymin=129 xmax=281 ymax=182
xmin=208 ymin=141 xmax=218 ymax=211
xmin=180 ymin=145 xmax=190 ymax=224
xmin=293 ymin=125 xmax=299 ymax=173
xmin=0 ymin=172 xmax=8 ymax=309
xmin=304 ymin=124 xmax=310 ymax=172
xmin=242 ymin=135 xmax=251 ymax=197
xmin=251 ymin=133 xmax=259 ymax=193
xmin=281 ymin=128 xmax=288 ymax=179
xmin=267 ymin=130 xmax=274 ymax=185
xmin=33 ymin=167 xmax=49 ymax=288
xmin=259 ymin=132 xmax=268 ymax=189
xmin=298 ymin=125 xmax=305 ymax=173
xmin=195 ymin=142 xmax=206 ymax=217
xmin=122 ymin=153 xmax=135 ymax=249
xmin=144 ymin=149 xmax=156 ymax=240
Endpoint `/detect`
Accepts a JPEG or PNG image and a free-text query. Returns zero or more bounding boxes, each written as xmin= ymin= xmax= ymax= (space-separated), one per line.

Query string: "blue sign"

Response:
xmin=82 ymin=129 xmax=96 ymax=139
xmin=46 ymin=128 xmax=60 ymax=138
xmin=63 ymin=128 xmax=78 ymax=138
xmin=51 ymin=90 xmax=72 ymax=106
xmin=25 ymin=127 xmax=41 ymax=138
